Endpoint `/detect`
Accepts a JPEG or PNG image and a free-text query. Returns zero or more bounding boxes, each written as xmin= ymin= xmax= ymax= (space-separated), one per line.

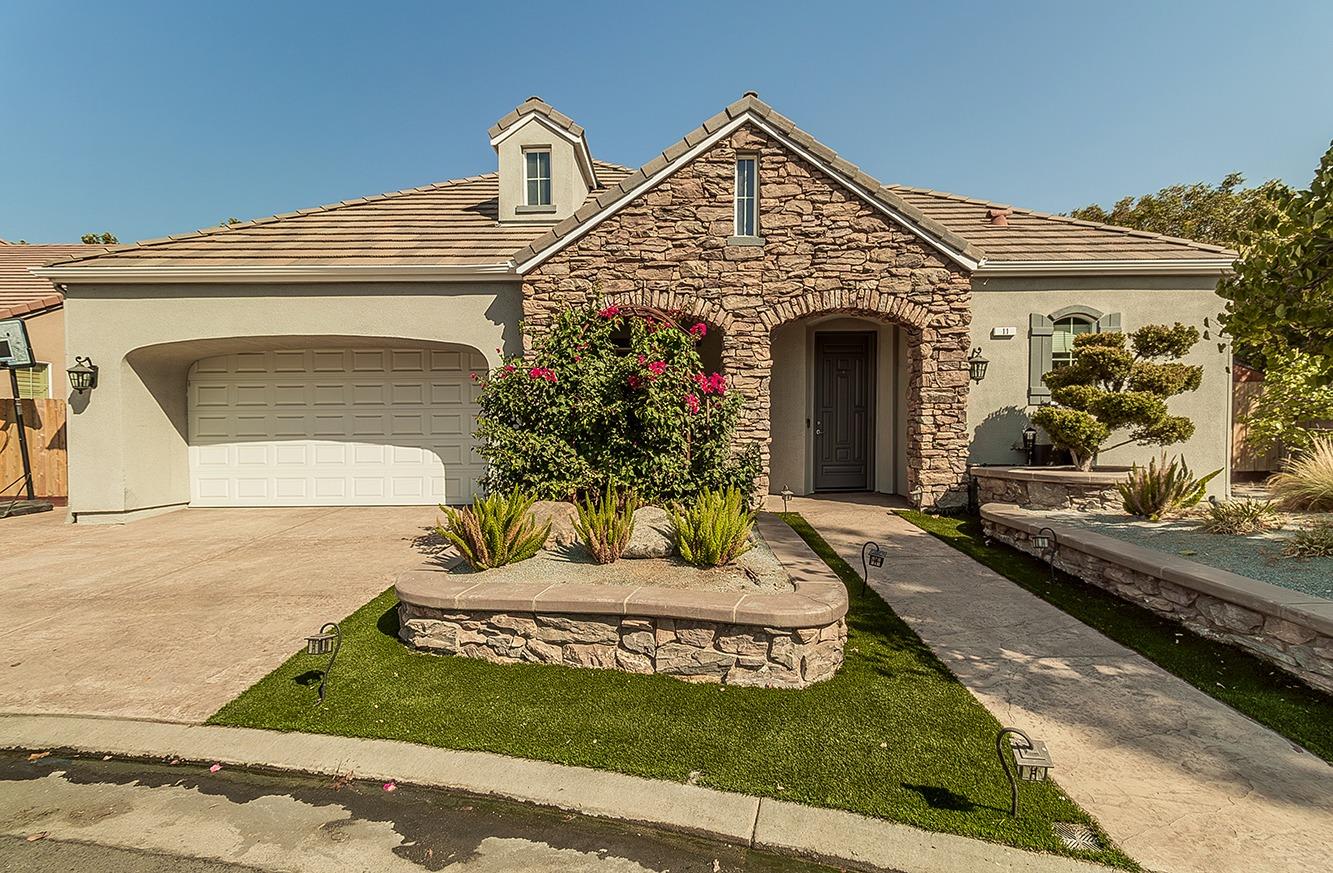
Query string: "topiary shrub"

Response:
xmin=573 ymin=485 xmax=639 ymax=564
xmin=474 ymin=302 xmax=760 ymax=503
xmin=1268 ymin=438 xmax=1333 ymax=512
xmin=672 ymin=487 xmax=755 ymax=568
xmin=1031 ymin=324 xmax=1204 ymax=470
xmin=437 ymin=491 xmax=550 ymax=571
xmin=1117 ymin=454 xmax=1221 ymax=520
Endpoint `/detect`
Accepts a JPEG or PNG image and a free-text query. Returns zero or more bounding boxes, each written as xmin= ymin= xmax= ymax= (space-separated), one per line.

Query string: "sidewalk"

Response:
xmin=0 ymin=713 xmax=1111 ymax=873
xmin=789 ymin=494 xmax=1333 ymax=873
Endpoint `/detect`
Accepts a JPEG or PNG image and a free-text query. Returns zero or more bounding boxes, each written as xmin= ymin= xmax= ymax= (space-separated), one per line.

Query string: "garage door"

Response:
xmin=188 ymin=347 xmax=487 ymax=506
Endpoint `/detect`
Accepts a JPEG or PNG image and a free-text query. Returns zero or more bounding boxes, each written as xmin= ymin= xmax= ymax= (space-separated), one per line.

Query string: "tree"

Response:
xmin=1218 ymin=140 xmax=1333 ymax=373
xmin=81 ymin=231 xmax=118 ymax=244
xmin=1030 ymin=324 xmax=1203 ymax=470
xmin=1242 ymin=350 xmax=1333 ymax=451
xmin=1069 ymin=173 xmax=1287 ymax=250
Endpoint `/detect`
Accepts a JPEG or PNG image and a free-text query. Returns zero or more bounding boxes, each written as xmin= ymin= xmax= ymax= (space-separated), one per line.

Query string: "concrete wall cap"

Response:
xmin=970 ymin=466 xmax=1131 ymax=486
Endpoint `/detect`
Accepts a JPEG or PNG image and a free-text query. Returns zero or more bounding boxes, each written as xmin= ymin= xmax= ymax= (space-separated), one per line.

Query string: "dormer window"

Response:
xmin=525 ymin=148 xmax=552 ymax=207
xmin=734 ymin=155 xmax=758 ymax=237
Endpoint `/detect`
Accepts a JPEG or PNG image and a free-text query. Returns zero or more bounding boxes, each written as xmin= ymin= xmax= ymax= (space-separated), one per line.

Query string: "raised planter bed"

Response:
xmin=970 ymin=465 xmax=1130 ymax=512
xmin=981 ymin=502 xmax=1333 ymax=694
xmin=395 ymin=513 xmax=848 ymax=688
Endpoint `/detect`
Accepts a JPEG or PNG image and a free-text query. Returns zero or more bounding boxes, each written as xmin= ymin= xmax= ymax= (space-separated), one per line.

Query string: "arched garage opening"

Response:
xmin=124 ymin=336 xmax=489 ymax=511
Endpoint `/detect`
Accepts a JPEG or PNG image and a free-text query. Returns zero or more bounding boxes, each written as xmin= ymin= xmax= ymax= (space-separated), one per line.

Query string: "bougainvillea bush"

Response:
xmin=474 ymin=303 xmax=760 ymax=503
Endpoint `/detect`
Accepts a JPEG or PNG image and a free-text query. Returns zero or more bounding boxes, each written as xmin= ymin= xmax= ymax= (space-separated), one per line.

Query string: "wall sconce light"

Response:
xmin=860 ymin=541 xmax=885 ymax=596
xmin=780 ymin=485 xmax=793 ymax=514
xmin=968 ymin=347 xmax=989 ymax=382
xmin=305 ymin=621 xmax=342 ymax=704
xmin=67 ymin=356 xmax=98 ymax=394
xmin=997 ymin=727 xmax=1054 ymax=816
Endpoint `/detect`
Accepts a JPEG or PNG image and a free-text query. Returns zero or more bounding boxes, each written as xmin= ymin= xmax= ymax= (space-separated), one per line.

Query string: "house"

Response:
xmin=1 ymin=243 xmax=108 ymax=400
xmin=35 ymin=94 xmax=1235 ymax=523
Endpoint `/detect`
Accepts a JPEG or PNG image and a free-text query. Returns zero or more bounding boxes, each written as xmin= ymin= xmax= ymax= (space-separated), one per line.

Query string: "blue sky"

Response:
xmin=2 ymin=1 xmax=1331 ymax=243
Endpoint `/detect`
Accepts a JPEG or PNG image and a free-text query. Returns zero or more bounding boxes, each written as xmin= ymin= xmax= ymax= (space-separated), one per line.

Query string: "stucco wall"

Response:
xmin=62 ymin=282 xmax=522 ymax=521
xmin=496 ymin=121 xmax=591 ymax=225
xmin=0 ymin=308 xmax=64 ymax=400
xmin=967 ymin=275 xmax=1231 ymax=488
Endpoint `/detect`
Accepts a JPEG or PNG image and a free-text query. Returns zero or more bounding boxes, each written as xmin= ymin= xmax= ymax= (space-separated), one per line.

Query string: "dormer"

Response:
xmin=489 ymin=97 xmax=599 ymax=224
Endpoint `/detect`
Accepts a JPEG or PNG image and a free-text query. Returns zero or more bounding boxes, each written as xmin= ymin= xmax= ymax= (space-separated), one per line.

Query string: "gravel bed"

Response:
xmin=1036 ymin=510 xmax=1333 ymax=600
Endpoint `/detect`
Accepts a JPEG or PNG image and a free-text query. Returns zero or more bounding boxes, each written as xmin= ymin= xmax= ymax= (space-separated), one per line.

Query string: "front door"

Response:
xmin=813 ymin=332 xmax=873 ymax=491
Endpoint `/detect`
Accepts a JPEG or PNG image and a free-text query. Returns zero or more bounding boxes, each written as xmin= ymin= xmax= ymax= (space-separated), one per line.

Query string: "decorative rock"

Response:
xmin=523 ymin=638 xmax=564 ymax=664
xmin=531 ymin=501 xmax=579 ymax=549
xmin=564 ymin=643 xmax=618 ymax=669
xmin=615 ymin=647 xmax=654 ymax=674
xmin=534 ymin=614 xmax=619 ymax=644
xmin=656 ymin=643 xmax=736 ymax=676
xmin=622 ymin=506 xmax=674 ymax=558
xmin=674 ymin=621 xmax=716 ymax=648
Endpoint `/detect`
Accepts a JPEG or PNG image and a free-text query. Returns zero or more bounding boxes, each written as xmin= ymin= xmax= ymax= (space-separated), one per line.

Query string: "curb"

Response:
xmin=0 ymin=713 xmax=1114 ymax=873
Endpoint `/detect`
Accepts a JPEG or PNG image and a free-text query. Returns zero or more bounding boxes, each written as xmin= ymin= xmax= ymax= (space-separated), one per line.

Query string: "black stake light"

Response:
xmin=1033 ymin=527 xmax=1059 ymax=584
xmin=996 ymin=727 xmax=1054 ymax=816
xmin=305 ymin=622 xmax=342 ymax=704
xmin=860 ymin=541 xmax=885 ymax=596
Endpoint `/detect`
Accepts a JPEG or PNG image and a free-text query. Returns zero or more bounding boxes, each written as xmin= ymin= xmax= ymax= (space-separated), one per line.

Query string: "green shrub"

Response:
xmin=1283 ymin=519 xmax=1333 ymax=558
xmin=1117 ymin=454 xmax=1221 ymax=520
xmin=1268 ymin=438 xmax=1333 ymax=512
xmin=437 ymin=491 xmax=550 ymax=571
xmin=1201 ymin=499 xmax=1282 ymax=535
xmin=672 ymin=487 xmax=755 ymax=567
xmin=574 ymin=485 xmax=639 ymax=564
xmin=474 ymin=302 xmax=761 ymax=503
xmin=1031 ymin=324 xmax=1203 ymax=470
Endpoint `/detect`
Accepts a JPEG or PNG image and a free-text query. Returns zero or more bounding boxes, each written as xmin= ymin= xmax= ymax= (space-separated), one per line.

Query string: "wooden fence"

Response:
xmin=1231 ymin=366 xmax=1284 ymax=475
xmin=1 ymin=398 xmax=67 ymax=499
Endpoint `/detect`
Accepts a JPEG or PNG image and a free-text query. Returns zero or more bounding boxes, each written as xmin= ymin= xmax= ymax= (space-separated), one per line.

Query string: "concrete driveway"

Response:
xmin=0 ymin=507 xmax=441 ymax=723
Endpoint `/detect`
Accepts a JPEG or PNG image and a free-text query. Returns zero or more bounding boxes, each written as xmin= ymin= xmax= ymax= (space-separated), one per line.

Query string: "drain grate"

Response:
xmin=1053 ymin=822 xmax=1104 ymax=851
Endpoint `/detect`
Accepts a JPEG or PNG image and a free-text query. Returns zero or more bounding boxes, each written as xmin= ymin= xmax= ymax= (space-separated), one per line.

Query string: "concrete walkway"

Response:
xmin=787 ymin=495 xmax=1333 ymax=873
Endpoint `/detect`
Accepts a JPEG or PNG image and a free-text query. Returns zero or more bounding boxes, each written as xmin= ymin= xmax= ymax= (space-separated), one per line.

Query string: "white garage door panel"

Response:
xmin=188 ymin=348 xmax=486 ymax=507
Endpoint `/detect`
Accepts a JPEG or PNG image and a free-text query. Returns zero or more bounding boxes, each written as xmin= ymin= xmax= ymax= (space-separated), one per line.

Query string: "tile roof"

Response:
xmin=46 ymin=162 xmax=631 ymax=270
xmin=0 ymin=244 xmax=109 ymax=318
xmin=43 ymin=95 xmax=1235 ymax=275
xmin=886 ymin=185 xmax=1237 ymax=262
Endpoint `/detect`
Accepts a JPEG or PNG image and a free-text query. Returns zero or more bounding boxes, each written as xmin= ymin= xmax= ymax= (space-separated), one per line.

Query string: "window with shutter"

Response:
xmin=1028 ymin=309 xmax=1120 ymax=404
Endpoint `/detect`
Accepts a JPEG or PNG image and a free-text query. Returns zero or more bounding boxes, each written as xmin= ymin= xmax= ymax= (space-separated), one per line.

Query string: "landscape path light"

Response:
xmin=780 ymin=485 xmax=793 ymax=514
xmin=305 ymin=622 xmax=342 ymax=704
xmin=1033 ymin=526 xmax=1059 ymax=584
xmin=860 ymin=541 xmax=885 ymax=596
xmin=996 ymin=726 xmax=1054 ymax=816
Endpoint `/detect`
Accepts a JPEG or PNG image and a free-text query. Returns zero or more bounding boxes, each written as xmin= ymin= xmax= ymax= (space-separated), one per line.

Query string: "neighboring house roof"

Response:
xmin=36 ymin=94 xmax=1235 ymax=281
xmin=0 ymin=244 xmax=109 ymax=318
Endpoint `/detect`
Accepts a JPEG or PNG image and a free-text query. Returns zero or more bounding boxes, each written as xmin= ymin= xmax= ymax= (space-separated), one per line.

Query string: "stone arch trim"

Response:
xmin=756 ymin=293 xmax=932 ymax=332
xmin=603 ymin=288 xmax=734 ymax=330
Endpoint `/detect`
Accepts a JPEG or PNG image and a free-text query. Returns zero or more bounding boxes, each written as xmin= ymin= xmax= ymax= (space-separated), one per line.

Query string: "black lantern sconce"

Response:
xmin=67 ymin=356 xmax=98 ymax=394
xmin=968 ymin=347 xmax=989 ymax=382
xmin=860 ymin=541 xmax=885 ymax=596
xmin=304 ymin=621 xmax=342 ymax=704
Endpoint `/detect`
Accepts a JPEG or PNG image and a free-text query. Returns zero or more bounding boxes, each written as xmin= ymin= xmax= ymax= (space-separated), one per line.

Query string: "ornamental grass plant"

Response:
xmin=574 ymin=485 xmax=639 ymax=564
xmin=1117 ymin=454 xmax=1221 ymax=520
xmin=672 ymin=487 xmax=755 ymax=567
xmin=1201 ymin=499 xmax=1283 ymax=535
xmin=437 ymin=491 xmax=550 ymax=571
xmin=1268 ymin=438 xmax=1333 ymax=512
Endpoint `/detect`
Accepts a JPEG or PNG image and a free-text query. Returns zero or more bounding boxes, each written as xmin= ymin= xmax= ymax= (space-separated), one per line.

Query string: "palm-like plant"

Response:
xmin=437 ymin=491 xmax=550 ymax=570
xmin=672 ymin=487 xmax=755 ymax=567
xmin=574 ymin=485 xmax=639 ymax=564
xmin=1117 ymin=454 xmax=1221 ymax=520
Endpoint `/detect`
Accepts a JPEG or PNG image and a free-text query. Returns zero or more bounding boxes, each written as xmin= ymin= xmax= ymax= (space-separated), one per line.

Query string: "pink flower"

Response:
xmin=598 ymin=305 xmax=621 ymax=318
xmin=628 ymin=375 xmax=643 ymax=389
xmin=647 ymin=360 xmax=666 ymax=376
xmin=685 ymin=394 xmax=700 ymax=414
xmin=209 ymin=763 xmax=222 ymax=773
xmin=637 ymin=354 xmax=646 ymax=365
xmin=383 ymin=780 xmax=397 ymax=792
xmin=528 ymin=367 xmax=557 ymax=383
xmin=694 ymin=373 xmax=709 ymax=392
xmin=709 ymin=373 xmax=726 ymax=395
xmin=503 ymin=364 xmax=516 ymax=375
xmin=689 ymin=322 xmax=707 ymax=339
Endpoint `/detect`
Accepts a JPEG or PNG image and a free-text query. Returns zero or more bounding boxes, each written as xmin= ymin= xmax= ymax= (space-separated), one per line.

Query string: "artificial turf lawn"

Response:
xmin=210 ymin=513 xmax=1134 ymax=868
xmin=898 ymin=510 xmax=1333 ymax=764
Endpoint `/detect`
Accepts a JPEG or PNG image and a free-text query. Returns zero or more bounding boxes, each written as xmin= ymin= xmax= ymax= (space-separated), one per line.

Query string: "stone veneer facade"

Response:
xmin=982 ymin=506 xmax=1333 ymax=694
xmin=398 ymin=606 xmax=847 ymax=688
xmin=521 ymin=125 xmax=974 ymax=507
xmin=971 ymin=466 xmax=1129 ymax=512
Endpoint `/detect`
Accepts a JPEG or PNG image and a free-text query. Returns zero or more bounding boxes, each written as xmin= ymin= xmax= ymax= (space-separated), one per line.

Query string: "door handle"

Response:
xmin=814 ymin=422 xmax=823 ymax=437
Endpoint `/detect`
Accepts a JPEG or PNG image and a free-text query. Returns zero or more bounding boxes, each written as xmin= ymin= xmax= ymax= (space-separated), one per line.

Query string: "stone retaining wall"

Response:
xmin=982 ymin=504 xmax=1333 ymax=694
xmin=398 ymin=605 xmax=845 ymax=688
xmin=971 ymin=466 xmax=1128 ymax=511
